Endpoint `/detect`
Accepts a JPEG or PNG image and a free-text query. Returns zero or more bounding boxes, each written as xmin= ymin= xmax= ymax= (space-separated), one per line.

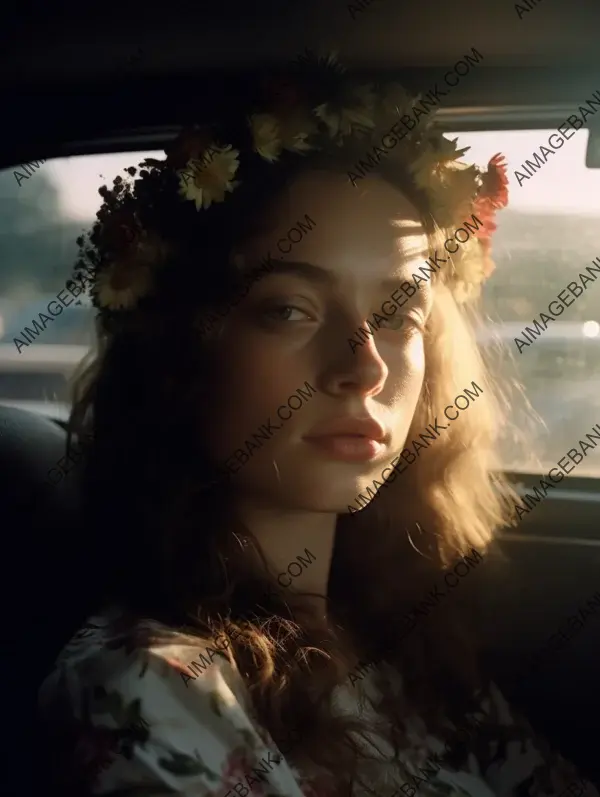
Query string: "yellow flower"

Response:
xmin=427 ymin=164 xmax=480 ymax=226
xmin=314 ymin=86 xmax=376 ymax=139
xmin=249 ymin=113 xmax=283 ymax=162
xmin=409 ymin=137 xmax=472 ymax=192
xmin=250 ymin=108 xmax=317 ymax=160
xmin=409 ymin=141 xmax=437 ymax=190
xmin=279 ymin=110 xmax=318 ymax=154
xmin=382 ymin=84 xmax=417 ymax=121
xmin=354 ymin=84 xmax=377 ymax=114
xmin=449 ymin=238 xmax=491 ymax=304
xmin=177 ymin=144 xmax=240 ymax=210
xmin=436 ymin=135 xmax=471 ymax=164
xmin=95 ymin=259 xmax=154 ymax=310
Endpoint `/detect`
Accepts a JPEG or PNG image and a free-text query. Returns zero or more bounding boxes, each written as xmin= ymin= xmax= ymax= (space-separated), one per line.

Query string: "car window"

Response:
xmin=0 ymin=371 xmax=69 ymax=401
xmin=1 ymin=129 xmax=599 ymax=477
xmin=452 ymin=128 xmax=600 ymax=477
xmin=0 ymin=151 xmax=159 ymax=418
xmin=2 ymin=300 xmax=96 ymax=346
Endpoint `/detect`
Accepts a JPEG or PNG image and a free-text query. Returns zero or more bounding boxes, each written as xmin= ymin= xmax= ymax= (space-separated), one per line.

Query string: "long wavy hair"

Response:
xmin=66 ymin=130 xmax=522 ymax=794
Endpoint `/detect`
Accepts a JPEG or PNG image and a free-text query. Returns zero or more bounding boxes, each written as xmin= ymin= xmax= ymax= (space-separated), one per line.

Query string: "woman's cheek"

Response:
xmin=383 ymin=330 xmax=426 ymax=389
xmin=406 ymin=330 xmax=426 ymax=376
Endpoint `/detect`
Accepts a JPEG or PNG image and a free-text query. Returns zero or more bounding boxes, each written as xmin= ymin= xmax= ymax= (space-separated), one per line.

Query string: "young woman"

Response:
xmin=38 ymin=53 xmax=598 ymax=797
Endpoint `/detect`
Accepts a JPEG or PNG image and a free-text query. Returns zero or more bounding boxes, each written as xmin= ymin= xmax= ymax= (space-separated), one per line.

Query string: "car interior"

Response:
xmin=1 ymin=1 xmax=599 ymax=793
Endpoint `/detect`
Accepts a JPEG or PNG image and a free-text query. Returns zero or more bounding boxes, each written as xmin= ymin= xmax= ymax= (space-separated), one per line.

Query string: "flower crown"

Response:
xmin=73 ymin=51 xmax=509 ymax=329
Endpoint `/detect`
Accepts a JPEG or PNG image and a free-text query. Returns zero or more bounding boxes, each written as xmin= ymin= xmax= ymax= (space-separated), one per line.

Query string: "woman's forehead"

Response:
xmin=238 ymin=170 xmax=431 ymax=269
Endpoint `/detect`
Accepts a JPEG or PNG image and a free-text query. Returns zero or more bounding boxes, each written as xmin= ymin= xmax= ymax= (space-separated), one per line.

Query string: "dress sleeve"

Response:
xmin=38 ymin=624 xmax=310 ymax=797
xmin=451 ymin=682 xmax=599 ymax=797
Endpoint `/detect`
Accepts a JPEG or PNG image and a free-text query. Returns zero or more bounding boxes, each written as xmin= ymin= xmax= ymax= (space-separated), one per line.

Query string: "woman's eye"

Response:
xmin=378 ymin=312 xmax=424 ymax=332
xmin=378 ymin=315 xmax=406 ymax=331
xmin=262 ymin=304 xmax=313 ymax=323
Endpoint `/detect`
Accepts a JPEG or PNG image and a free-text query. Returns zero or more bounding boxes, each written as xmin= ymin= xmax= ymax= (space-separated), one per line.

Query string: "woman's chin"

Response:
xmin=271 ymin=480 xmax=378 ymax=513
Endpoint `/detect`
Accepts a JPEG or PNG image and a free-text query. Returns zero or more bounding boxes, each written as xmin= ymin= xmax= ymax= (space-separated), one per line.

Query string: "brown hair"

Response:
xmin=67 ymin=134 xmax=522 ymax=795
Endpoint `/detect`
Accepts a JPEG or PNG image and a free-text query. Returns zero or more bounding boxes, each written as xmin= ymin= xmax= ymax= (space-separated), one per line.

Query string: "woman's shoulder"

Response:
xmin=39 ymin=604 xmax=252 ymax=715
xmin=37 ymin=606 xmax=305 ymax=796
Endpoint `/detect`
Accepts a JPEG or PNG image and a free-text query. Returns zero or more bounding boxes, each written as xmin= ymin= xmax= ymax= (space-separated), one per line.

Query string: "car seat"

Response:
xmin=0 ymin=404 xmax=97 ymax=795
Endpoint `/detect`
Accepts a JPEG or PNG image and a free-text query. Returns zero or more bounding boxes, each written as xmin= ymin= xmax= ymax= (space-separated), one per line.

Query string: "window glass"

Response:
xmin=0 ymin=151 xmax=159 ymax=417
xmin=453 ymin=128 xmax=600 ymax=476
xmin=0 ymin=372 xmax=69 ymax=401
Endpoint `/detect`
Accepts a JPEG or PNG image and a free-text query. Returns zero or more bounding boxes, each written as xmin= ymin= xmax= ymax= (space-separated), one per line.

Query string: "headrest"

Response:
xmin=0 ymin=404 xmax=81 ymax=507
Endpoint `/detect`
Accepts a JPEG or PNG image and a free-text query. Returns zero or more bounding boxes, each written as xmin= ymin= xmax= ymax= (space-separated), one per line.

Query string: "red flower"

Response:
xmin=69 ymin=722 xmax=119 ymax=784
xmin=479 ymin=152 xmax=509 ymax=209
xmin=470 ymin=206 xmax=498 ymax=279
xmin=220 ymin=747 xmax=268 ymax=796
xmin=478 ymin=239 xmax=497 ymax=280
xmin=471 ymin=152 xmax=509 ymax=258
xmin=100 ymin=207 xmax=143 ymax=252
xmin=165 ymin=656 xmax=193 ymax=676
xmin=472 ymin=195 xmax=498 ymax=238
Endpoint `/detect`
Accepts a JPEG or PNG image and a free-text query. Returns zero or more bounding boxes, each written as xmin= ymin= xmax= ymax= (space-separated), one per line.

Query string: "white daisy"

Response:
xmin=409 ymin=148 xmax=440 ymax=192
xmin=354 ymin=84 xmax=377 ymax=114
xmin=436 ymin=135 xmax=471 ymax=163
xmin=409 ymin=136 xmax=471 ymax=193
xmin=314 ymin=94 xmax=375 ymax=139
xmin=249 ymin=113 xmax=283 ymax=162
xmin=177 ymin=144 xmax=240 ymax=210
xmin=427 ymin=165 xmax=479 ymax=226
xmin=279 ymin=110 xmax=317 ymax=154
xmin=382 ymin=83 xmax=418 ymax=120
xmin=95 ymin=259 xmax=154 ymax=310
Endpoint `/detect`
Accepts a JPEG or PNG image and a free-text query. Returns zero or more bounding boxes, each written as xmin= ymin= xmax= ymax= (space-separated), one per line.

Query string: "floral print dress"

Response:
xmin=38 ymin=606 xmax=598 ymax=797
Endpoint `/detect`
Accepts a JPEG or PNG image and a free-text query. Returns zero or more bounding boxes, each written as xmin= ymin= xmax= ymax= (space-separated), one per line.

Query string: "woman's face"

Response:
xmin=202 ymin=170 xmax=434 ymax=512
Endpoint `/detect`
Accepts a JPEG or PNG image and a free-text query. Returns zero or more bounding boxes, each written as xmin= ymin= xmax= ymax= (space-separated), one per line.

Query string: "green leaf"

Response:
xmin=138 ymin=653 xmax=150 ymax=679
xmin=101 ymin=785 xmax=179 ymax=796
xmin=158 ymin=751 xmax=216 ymax=777
xmin=94 ymin=688 xmax=125 ymax=718
xmin=238 ymin=728 xmax=258 ymax=750
xmin=124 ymin=697 xmax=143 ymax=726
xmin=209 ymin=690 xmax=224 ymax=718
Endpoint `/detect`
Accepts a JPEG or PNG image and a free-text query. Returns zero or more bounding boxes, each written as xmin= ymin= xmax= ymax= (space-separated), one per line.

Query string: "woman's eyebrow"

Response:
xmin=257 ymin=260 xmax=336 ymax=286
xmin=254 ymin=260 xmax=429 ymax=291
xmin=258 ymin=260 xmax=433 ymax=303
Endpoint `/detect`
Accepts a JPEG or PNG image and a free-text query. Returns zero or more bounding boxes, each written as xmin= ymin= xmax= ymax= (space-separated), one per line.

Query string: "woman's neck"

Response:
xmin=235 ymin=502 xmax=338 ymax=612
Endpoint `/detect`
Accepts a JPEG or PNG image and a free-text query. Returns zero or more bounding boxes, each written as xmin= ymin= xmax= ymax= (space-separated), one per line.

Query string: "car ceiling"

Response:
xmin=0 ymin=0 xmax=598 ymax=167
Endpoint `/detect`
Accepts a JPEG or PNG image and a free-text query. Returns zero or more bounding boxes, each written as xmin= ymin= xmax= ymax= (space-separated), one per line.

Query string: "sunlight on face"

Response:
xmin=200 ymin=171 xmax=434 ymax=512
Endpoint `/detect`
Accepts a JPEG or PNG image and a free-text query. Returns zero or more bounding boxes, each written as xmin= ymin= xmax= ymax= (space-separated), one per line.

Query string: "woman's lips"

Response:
xmin=303 ymin=435 xmax=385 ymax=462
